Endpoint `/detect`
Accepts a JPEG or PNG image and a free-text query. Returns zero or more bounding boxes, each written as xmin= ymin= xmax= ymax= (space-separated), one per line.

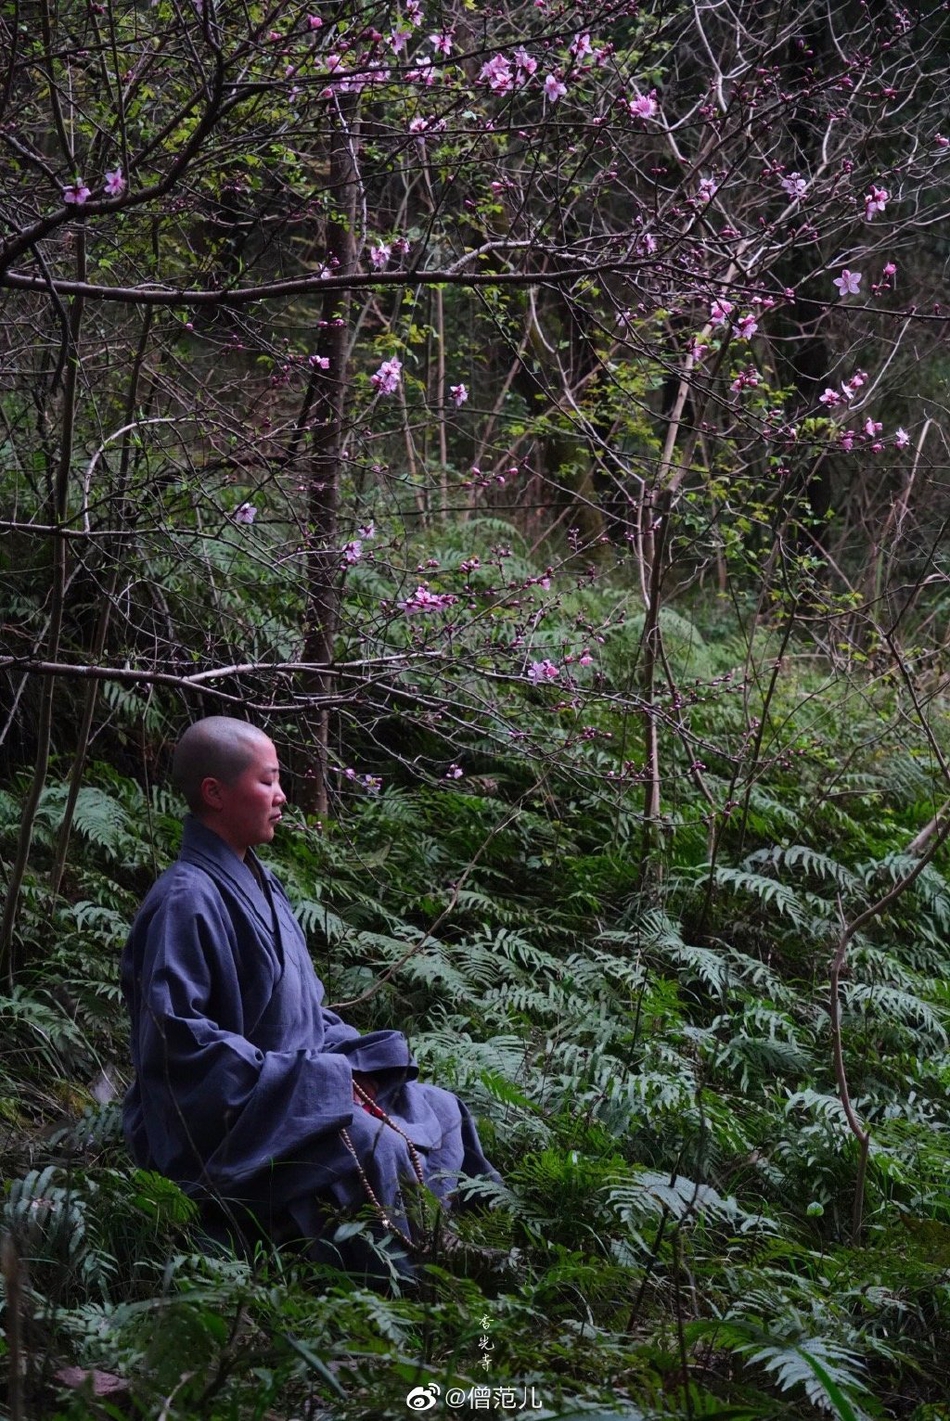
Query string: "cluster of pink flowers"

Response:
xmin=477 ymin=42 xmax=609 ymax=102
xmin=399 ymin=584 xmax=457 ymax=613
xmin=629 ymin=89 xmax=658 ymax=119
xmin=63 ymin=166 xmax=125 ymax=206
xmin=864 ymin=185 xmax=889 ymax=219
xmin=818 ymin=369 xmax=867 ymax=407
xmin=834 ymin=416 xmax=908 ymax=453
xmin=340 ymin=522 xmax=376 ymax=565
xmin=321 ymin=56 xmax=391 ymax=95
xmin=734 ymin=313 xmax=758 ymax=341
xmin=527 ymin=659 xmax=559 ymax=683
xmin=780 ymin=172 xmax=807 ymax=199
xmin=709 ymin=298 xmax=733 ymax=326
xmin=63 ymin=167 xmax=126 ymax=205
xmin=371 ymin=357 xmax=402 ymax=394
xmin=479 ymin=53 xmax=514 ymax=92
xmin=731 ymin=367 xmax=761 ymax=393
xmin=408 ymin=115 xmax=446 ymax=134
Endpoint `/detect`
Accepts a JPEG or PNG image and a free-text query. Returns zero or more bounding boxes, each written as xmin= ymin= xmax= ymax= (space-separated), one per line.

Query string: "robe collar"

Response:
xmin=179 ymin=815 xmax=276 ymax=936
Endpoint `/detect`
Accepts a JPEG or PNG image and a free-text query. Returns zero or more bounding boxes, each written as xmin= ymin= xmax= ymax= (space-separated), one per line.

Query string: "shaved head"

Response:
xmin=172 ymin=717 xmax=273 ymax=813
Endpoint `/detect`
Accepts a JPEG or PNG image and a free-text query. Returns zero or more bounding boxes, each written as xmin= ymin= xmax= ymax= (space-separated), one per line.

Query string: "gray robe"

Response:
xmin=121 ymin=817 xmax=496 ymax=1247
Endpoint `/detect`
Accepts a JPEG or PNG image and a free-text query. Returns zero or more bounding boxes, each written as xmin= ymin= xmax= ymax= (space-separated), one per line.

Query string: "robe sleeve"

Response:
xmin=125 ymin=876 xmax=355 ymax=1197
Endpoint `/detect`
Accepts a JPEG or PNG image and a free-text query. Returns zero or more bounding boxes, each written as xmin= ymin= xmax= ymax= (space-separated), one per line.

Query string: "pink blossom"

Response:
xmin=847 ymin=369 xmax=868 ymax=389
xmin=407 ymin=115 xmax=446 ymax=135
xmin=513 ymin=46 xmax=538 ymax=77
xmin=544 ymin=73 xmax=567 ymax=103
xmin=578 ymin=650 xmax=594 ymax=666
xmin=392 ymin=236 xmax=411 ymax=255
xmin=371 ymin=357 xmax=402 ymax=395
xmin=408 ymin=56 xmax=437 ymax=86
xmin=309 ymin=354 xmax=330 ymax=370
xmin=709 ymin=298 xmax=733 ymax=326
xmin=734 ymin=313 xmax=758 ymax=340
xmin=571 ymin=32 xmax=593 ymax=58
xmin=864 ymin=185 xmax=889 ymax=219
xmin=445 ymin=764 xmax=464 ymax=778
xmin=629 ymin=89 xmax=657 ymax=119
xmin=104 ymin=167 xmax=125 ymax=196
xmin=819 ymin=388 xmax=841 ymax=406
xmin=833 ymin=268 xmax=862 ymax=296
xmin=358 ymin=522 xmax=376 ymax=539
xmin=449 ymin=383 xmax=468 ymax=406
xmin=691 ymin=340 xmax=709 ymax=362
xmin=234 ymin=502 xmax=257 ymax=524
xmin=697 ymin=175 xmax=718 ymax=202
xmin=479 ymin=53 xmax=514 ymax=93
xmin=894 ymin=427 xmax=910 ymax=447
xmin=527 ymin=659 xmax=560 ymax=683
xmin=369 ymin=242 xmax=391 ymax=269
xmin=937 ymin=134 xmax=950 ymax=148
xmin=864 ymin=417 xmax=882 ymax=437
xmin=399 ymin=584 xmax=457 ymax=613
xmin=390 ymin=28 xmax=410 ymax=53
xmin=307 ymin=14 xmax=323 ymax=28
xmin=839 ymin=430 xmax=855 ymax=451
xmin=63 ymin=180 xmax=91 ymax=205
xmin=780 ymin=172 xmax=807 ymax=199
xmin=343 ymin=539 xmax=362 ymax=564
xmin=405 ymin=0 xmax=423 ymax=24
xmin=429 ymin=30 xmax=452 ymax=54
xmin=883 ymin=261 xmax=897 ymax=277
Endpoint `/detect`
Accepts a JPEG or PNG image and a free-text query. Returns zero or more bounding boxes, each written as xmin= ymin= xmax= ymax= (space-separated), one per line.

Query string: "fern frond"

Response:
xmin=687 ymin=1315 xmax=871 ymax=1420
xmin=842 ymin=982 xmax=948 ymax=1044
xmin=707 ymin=867 xmax=810 ymax=929
xmin=743 ymin=844 xmax=862 ymax=894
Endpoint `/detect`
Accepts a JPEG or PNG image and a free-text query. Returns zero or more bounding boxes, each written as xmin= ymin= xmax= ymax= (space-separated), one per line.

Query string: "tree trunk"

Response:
xmin=300 ymin=100 xmax=359 ymax=818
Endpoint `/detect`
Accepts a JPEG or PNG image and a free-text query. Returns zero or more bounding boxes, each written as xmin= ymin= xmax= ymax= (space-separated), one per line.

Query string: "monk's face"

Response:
xmin=204 ymin=735 xmax=286 ymax=857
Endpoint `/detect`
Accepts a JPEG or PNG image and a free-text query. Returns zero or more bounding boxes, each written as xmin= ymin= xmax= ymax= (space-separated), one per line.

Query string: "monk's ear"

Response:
xmin=198 ymin=775 xmax=224 ymax=813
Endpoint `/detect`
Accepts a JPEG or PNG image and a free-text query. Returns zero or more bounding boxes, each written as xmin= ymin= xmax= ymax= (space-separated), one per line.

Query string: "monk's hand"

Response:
xmin=352 ymin=1072 xmax=379 ymax=1104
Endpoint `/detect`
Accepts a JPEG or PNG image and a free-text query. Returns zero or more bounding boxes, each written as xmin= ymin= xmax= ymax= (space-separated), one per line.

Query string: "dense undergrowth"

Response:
xmin=2 ymin=541 xmax=950 ymax=1421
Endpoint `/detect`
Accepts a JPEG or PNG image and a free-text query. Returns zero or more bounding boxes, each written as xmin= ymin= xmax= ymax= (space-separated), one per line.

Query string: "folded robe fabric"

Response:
xmin=121 ymin=817 xmax=497 ymax=1235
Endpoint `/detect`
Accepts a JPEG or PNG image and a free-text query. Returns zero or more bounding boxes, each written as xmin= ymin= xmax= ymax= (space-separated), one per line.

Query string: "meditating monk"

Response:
xmin=120 ymin=716 xmax=497 ymax=1269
